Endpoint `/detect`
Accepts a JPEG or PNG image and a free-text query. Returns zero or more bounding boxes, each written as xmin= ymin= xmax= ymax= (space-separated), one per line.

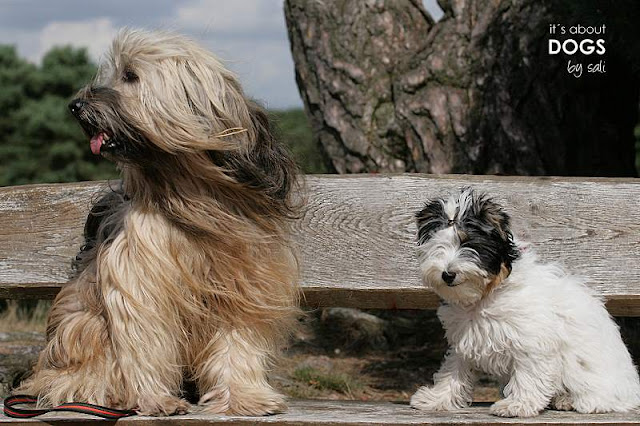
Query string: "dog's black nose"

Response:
xmin=68 ymin=99 xmax=86 ymax=116
xmin=442 ymin=271 xmax=457 ymax=285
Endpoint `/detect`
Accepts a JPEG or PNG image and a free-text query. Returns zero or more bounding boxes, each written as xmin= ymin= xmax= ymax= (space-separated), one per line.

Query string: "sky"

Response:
xmin=0 ymin=0 xmax=443 ymax=110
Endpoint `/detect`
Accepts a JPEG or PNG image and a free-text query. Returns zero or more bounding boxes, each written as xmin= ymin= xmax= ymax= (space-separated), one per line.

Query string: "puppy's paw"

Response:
xmin=489 ymin=398 xmax=541 ymax=417
xmin=137 ymin=395 xmax=190 ymax=416
xmin=550 ymin=394 xmax=573 ymax=411
xmin=410 ymin=386 xmax=467 ymax=411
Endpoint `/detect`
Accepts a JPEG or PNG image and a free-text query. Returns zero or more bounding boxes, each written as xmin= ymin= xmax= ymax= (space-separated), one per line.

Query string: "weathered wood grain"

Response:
xmin=0 ymin=400 xmax=638 ymax=424
xmin=1 ymin=175 xmax=639 ymax=315
xmin=0 ymin=181 xmax=102 ymax=299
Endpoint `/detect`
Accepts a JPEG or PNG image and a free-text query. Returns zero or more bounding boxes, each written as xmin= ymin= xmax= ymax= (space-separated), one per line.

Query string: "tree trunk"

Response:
xmin=284 ymin=0 xmax=638 ymax=176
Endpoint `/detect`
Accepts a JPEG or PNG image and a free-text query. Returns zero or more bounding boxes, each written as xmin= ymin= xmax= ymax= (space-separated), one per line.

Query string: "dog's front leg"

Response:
xmin=489 ymin=356 xmax=557 ymax=417
xmin=14 ymin=279 xmax=118 ymax=407
xmin=195 ymin=328 xmax=286 ymax=416
xmin=410 ymin=350 xmax=475 ymax=411
xmin=105 ymin=288 xmax=189 ymax=416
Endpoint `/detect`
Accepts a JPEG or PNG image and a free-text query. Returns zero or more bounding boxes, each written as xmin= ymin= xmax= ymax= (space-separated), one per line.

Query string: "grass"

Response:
xmin=292 ymin=366 xmax=362 ymax=397
xmin=0 ymin=300 xmax=49 ymax=333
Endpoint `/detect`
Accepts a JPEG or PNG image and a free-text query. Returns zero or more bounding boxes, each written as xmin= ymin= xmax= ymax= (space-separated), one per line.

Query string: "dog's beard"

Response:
xmin=70 ymin=87 xmax=155 ymax=164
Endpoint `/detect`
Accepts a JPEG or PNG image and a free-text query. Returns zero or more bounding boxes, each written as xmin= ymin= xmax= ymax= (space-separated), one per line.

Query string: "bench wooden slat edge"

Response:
xmin=1 ymin=400 xmax=639 ymax=425
xmin=1 ymin=284 xmax=637 ymax=316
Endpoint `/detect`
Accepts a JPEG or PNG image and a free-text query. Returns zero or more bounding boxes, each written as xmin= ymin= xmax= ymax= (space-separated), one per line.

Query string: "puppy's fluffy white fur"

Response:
xmin=411 ymin=190 xmax=640 ymax=417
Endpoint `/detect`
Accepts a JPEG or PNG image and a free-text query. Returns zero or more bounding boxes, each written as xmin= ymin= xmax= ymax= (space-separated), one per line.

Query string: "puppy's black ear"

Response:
xmin=479 ymin=198 xmax=520 ymax=270
xmin=480 ymin=198 xmax=511 ymax=239
xmin=416 ymin=199 xmax=446 ymax=245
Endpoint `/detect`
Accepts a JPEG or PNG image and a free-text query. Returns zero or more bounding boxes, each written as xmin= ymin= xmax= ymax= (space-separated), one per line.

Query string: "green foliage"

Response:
xmin=0 ymin=45 xmax=118 ymax=186
xmin=39 ymin=46 xmax=99 ymax=98
xmin=272 ymin=108 xmax=328 ymax=174
xmin=0 ymin=46 xmax=37 ymax=140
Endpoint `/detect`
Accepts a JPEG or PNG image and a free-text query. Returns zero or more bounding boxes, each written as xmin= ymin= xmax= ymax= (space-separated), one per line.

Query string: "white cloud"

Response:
xmin=174 ymin=0 xmax=300 ymax=108
xmin=422 ymin=0 xmax=444 ymax=22
xmin=36 ymin=18 xmax=118 ymax=63
xmin=176 ymin=0 xmax=284 ymax=37
xmin=213 ymin=38 xmax=299 ymax=109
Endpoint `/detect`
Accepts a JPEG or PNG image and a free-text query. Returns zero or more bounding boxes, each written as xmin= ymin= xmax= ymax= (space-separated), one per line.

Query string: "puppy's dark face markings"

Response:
xmin=457 ymin=207 xmax=516 ymax=275
xmin=416 ymin=189 xmax=520 ymax=276
xmin=416 ymin=200 xmax=448 ymax=246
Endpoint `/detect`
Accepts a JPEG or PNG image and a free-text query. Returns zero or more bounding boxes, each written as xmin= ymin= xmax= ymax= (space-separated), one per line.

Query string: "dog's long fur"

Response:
xmin=410 ymin=189 xmax=640 ymax=417
xmin=16 ymin=30 xmax=300 ymax=416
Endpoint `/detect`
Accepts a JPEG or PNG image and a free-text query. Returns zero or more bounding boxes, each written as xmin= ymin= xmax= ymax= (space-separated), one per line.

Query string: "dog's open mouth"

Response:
xmin=75 ymin=118 xmax=114 ymax=156
xmin=90 ymin=132 xmax=112 ymax=155
xmin=70 ymin=102 xmax=146 ymax=162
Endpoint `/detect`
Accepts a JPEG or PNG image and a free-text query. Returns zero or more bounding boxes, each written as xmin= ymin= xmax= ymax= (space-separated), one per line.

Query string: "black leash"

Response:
xmin=3 ymin=395 xmax=136 ymax=419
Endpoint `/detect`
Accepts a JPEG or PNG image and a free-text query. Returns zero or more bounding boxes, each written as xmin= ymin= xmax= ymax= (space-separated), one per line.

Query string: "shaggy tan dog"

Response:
xmin=16 ymin=29 xmax=300 ymax=416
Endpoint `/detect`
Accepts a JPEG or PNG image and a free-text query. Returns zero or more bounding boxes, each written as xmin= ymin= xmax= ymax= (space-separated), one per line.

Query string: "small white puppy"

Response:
xmin=410 ymin=188 xmax=640 ymax=417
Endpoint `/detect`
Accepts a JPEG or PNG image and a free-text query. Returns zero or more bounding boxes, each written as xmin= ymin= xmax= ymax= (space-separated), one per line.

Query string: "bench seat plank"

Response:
xmin=0 ymin=400 xmax=638 ymax=424
xmin=1 ymin=175 xmax=639 ymax=315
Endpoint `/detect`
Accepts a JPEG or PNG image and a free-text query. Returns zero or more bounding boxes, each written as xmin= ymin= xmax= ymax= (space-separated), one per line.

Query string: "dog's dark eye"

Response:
xmin=122 ymin=69 xmax=138 ymax=83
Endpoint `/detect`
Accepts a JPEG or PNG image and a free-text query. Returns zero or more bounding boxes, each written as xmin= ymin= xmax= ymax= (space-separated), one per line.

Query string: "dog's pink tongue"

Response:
xmin=90 ymin=133 xmax=104 ymax=155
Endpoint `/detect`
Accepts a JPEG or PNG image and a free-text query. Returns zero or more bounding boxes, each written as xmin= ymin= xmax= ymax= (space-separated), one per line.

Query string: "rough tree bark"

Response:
xmin=284 ymin=0 xmax=639 ymax=176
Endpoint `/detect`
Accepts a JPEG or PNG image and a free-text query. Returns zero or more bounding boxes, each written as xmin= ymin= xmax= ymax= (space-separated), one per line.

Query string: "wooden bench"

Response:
xmin=0 ymin=173 xmax=639 ymax=424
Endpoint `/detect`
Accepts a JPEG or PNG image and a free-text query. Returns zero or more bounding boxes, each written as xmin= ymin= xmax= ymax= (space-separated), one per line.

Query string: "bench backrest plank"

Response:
xmin=1 ymin=175 xmax=639 ymax=315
